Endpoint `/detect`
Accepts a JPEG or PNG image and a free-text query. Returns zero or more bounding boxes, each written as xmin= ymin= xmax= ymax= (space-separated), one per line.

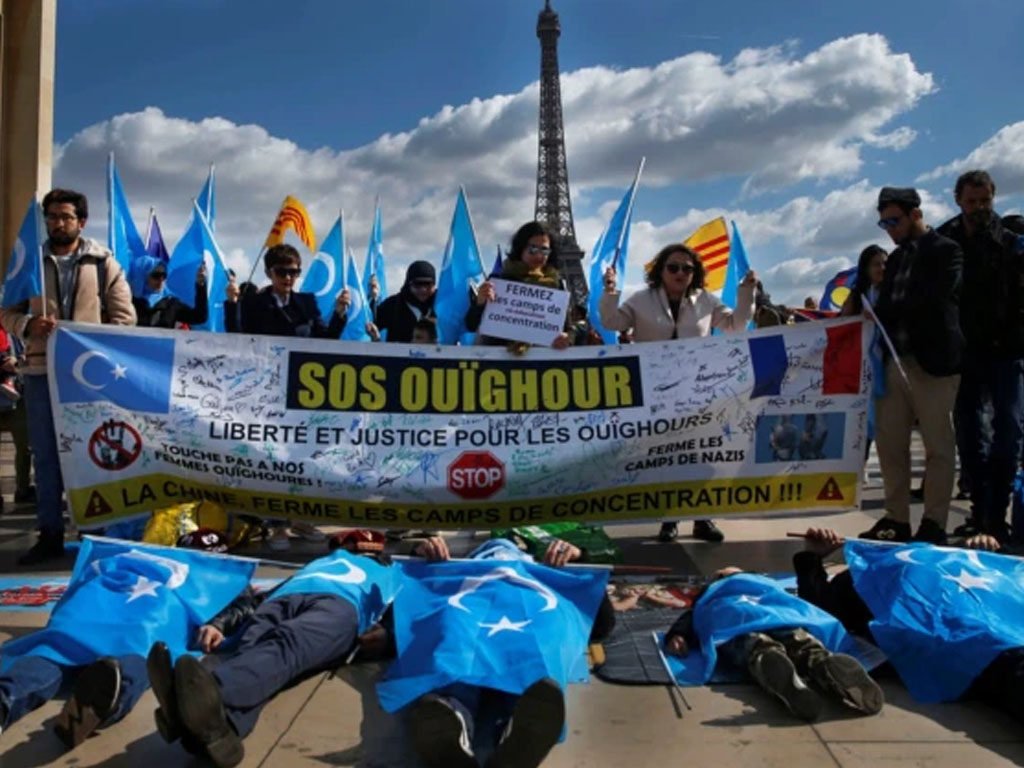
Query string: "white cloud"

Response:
xmin=918 ymin=121 xmax=1024 ymax=197
xmin=52 ymin=34 xmax=934 ymax=301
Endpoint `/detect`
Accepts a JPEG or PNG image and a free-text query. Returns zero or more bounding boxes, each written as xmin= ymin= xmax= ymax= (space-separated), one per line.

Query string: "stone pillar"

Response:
xmin=0 ymin=0 xmax=56 ymax=273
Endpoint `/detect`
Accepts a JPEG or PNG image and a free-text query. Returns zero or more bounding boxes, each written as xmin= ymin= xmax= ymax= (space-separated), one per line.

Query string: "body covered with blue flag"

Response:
xmin=269 ymin=549 xmax=399 ymax=634
xmin=664 ymin=573 xmax=856 ymax=685
xmin=845 ymin=540 xmax=1024 ymax=702
xmin=376 ymin=555 xmax=608 ymax=712
xmin=0 ymin=537 xmax=254 ymax=673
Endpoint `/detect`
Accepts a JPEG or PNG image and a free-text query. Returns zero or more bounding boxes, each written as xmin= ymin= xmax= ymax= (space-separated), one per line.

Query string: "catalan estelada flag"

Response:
xmin=683 ymin=217 xmax=730 ymax=292
xmin=264 ymin=195 xmax=316 ymax=252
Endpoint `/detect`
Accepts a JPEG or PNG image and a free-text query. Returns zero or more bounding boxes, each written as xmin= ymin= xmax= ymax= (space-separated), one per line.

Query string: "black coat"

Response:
xmin=874 ymin=228 xmax=965 ymax=376
xmin=132 ymin=283 xmax=209 ymax=329
xmin=372 ymin=290 xmax=435 ymax=343
xmin=937 ymin=212 xmax=1024 ymax=358
xmin=225 ymin=289 xmax=346 ymax=338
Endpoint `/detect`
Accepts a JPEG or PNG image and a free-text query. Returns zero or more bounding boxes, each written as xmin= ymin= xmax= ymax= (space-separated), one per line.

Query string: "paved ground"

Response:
xmin=2 ymin=447 xmax=1023 ymax=767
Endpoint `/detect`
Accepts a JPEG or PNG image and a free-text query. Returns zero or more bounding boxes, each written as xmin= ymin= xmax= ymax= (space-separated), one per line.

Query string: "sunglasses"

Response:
xmin=877 ymin=216 xmax=903 ymax=230
xmin=665 ymin=263 xmax=695 ymax=274
xmin=526 ymin=245 xmax=551 ymax=257
xmin=411 ymin=279 xmax=435 ymax=288
xmin=272 ymin=266 xmax=302 ymax=278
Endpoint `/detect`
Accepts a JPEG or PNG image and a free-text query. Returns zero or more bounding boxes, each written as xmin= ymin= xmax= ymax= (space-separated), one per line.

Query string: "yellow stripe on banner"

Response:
xmin=71 ymin=472 xmax=859 ymax=530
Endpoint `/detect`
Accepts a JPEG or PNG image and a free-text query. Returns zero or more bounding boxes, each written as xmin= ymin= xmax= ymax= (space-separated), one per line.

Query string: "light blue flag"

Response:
xmin=301 ymin=216 xmax=346 ymax=323
xmin=166 ymin=201 xmax=231 ymax=332
xmin=376 ymin=556 xmax=609 ymax=713
xmin=659 ymin=573 xmax=858 ymax=686
xmin=1 ymin=198 xmax=44 ymax=309
xmin=362 ymin=201 xmax=387 ymax=301
xmin=196 ymin=165 xmax=216 ymax=232
xmin=342 ymin=246 xmax=373 ymax=341
xmin=721 ymin=221 xmax=753 ymax=323
xmin=53 ymin=326 xmax=175 ymax=414
xmin=0 ymin=537 xmax=255 ymax=672
xmin=845 ymin=540 xmax=1024 ymax=702
xmin=587 ymin=175 xmax=640 ymax=344
xmin=434 ymin=188 xmax=484 ymax=344
xmin=269 ymin=549 xmax=399 ymax=633
xmin=106 ymin=156 xmax=149 ymax=276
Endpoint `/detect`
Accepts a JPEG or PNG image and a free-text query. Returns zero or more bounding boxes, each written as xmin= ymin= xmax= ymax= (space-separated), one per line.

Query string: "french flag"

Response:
xmin=748 ymin=322 xmax=862 ymax=398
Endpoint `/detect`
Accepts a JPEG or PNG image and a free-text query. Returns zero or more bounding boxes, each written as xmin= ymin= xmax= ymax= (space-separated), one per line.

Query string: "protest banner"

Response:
xmin=478 ymin=277 xmax=570 ymax=346
xmin=47 ymin=318 xmax=871 ymax=529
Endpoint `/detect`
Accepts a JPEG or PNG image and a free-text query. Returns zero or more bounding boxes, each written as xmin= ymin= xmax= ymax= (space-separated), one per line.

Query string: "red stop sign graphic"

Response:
xmin=447 ymin=451 xmax=506 ymax=500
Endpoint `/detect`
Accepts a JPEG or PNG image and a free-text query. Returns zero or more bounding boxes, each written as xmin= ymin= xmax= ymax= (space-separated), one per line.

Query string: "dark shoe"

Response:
xmin=487 ymin=678 xmax=565 ymax=768
xmin=14 ymin=486 xmax=36 ymax=505
xmin=147 ymin=642 xmax=181 ymax=743
xmin=692 ymin=519 xmax=725 ymax=542
xmin=657 ymin=522 xmax=678 ymax=542
xmin=910 ymin=485 xmax=925 ymax=501
xmin=18 ymin=529 xmax=65 ymax=566
xmin=174 ymin=655 xmax=243 ymax=768
xmin=54 ymin=658 xmax=121 ymax=748
xmin=859 ymin=517 xmax=911 ymax=543
xmin=954 ymin=489 xmax=970 ymax=501
xmin=810 ymin=653 xmax=884 ymax=715
xmin=408 ymin=694 xmax=477 ymax=768
xmin=912 ymin=518 xmax=947 ymax=545
xmin=750 ymin=648 xmax=823 ymax=721
xmin=952 ymin=519 xmax=981 ymax=538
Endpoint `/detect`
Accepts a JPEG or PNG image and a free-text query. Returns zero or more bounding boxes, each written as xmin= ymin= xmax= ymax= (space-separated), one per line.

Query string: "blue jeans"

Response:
xmin=0 ymin=654 xmax=147 ymax=729
xmin=23 ymin=374 xmax=65 ymax=535
xmin=213 ymin=593 xmax=358 ymax=737
xmin=954 ymin=354 xmax=1024 ymax=536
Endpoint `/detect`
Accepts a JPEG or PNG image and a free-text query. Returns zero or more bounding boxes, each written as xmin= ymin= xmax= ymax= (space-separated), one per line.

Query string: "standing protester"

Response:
xmin=0 ymin=327 xmax=33 ymax=511
xmin=368 ymin=261 xmax=437 ymax=343
xmin=862 ymin=187 xmax=964 ymax=544
xmin=466 ymin=221 xmax=572 ymax=351
xmin=937 ymin=171 xmax=1024 ymax=542
xmin=130 ymin=255 xmax=208 ymax=329
xmin=0 ymin=189 xmax=136 ymax=565
xmin=224 ymin=243 xmax=349 ymax=550
xmin=599 ymin=243 xmax=756 ymax=543
xmin=224 ymin=244 xmax=348 ymax=338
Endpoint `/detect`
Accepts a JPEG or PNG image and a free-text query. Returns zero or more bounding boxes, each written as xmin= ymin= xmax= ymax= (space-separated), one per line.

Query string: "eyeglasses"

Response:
xmin=526 ymin=245 xmax=551 ymax=257
xmin=665 ymin=263 xmax=695 ymax=275
xmin=877 ymin=216 xmax=903 ymax=230
xmin=45 ymin=213 xmax=79 ymax=223
xmin=272 ymin=267 xmax=301 ymax=278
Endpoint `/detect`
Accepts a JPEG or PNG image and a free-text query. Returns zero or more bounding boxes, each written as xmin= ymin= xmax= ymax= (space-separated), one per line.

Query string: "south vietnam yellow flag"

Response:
xmin=683 ymin=216 xmax=730 ymax=292
xmin=264 ymin=196 xmax=316 ymax=252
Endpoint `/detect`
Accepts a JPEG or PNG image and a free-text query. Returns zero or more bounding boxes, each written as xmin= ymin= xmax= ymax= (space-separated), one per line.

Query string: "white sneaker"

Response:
xmin=267 ymin=526 xmax=291 ymax=551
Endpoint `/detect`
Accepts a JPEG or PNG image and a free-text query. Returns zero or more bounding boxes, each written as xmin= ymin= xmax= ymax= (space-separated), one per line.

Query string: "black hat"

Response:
xmin=406 ymin=260 xmax=436 ymax=284
xmin=878 ymin=187 xmax=921 ymax=209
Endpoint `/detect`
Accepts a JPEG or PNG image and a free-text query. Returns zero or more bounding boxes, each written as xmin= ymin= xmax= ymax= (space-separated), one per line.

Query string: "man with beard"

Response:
xmin=368 ymin=261 xmax=437 ymax=343
xmin=937 ymin=171 xmax=1024 ymax=543
xmin=861 ymin=187 xmax=964 ymax=545
xmin=0 ymin=189 xmax=136 ymax=564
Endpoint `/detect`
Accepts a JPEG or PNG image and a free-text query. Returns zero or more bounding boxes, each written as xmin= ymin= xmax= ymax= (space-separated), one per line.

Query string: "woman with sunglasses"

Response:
xmin=600 ymin=243 xmax=757 ymax=543
xmin=466 ymin=221 xmax=572 ymax=351
xmin=225 ymin=244 xmax=349 ymax=338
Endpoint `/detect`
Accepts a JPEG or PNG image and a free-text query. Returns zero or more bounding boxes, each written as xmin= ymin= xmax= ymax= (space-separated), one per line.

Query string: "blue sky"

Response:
xmin=52 ymin=0 xmax=1024 ymax=303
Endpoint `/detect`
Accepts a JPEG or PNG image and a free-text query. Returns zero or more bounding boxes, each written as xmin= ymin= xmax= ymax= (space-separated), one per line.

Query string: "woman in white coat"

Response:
xmin=600 ymin=243 xmax=757 ymax=543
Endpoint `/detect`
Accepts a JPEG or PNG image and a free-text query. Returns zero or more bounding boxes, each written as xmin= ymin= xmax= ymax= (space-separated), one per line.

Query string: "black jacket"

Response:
xmin=937 ymin=212 xmax=1024 ymax=357
xmin=133 ymin=283 xmax=208 ymax=329
xmin=874 ymin=228 xmax=965 ymax=376
xmin=372 ymin=289 xmax=435 ymax=343
xmin=225 ymin=288 xmax=346 ymax=338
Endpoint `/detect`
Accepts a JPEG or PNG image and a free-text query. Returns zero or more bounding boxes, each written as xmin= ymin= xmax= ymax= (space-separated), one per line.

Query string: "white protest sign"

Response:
xmin=478 ymin=278 xmax=569 ymax=346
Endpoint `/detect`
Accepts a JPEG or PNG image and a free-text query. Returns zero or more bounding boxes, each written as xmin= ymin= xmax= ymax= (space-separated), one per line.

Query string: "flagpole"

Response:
xmin=207 ymin=163 xmax=215 ymax=222
xmin=652 ymin=631 xmax=692 ymax=713
xmin=35 ymin=195 xmax=48 ymax=320
xmin=860 ymin=296 xmax=911 ymax=392
xmin=246 ymin=195 xmax=290 ymax=285
xmin=106 ymin=152 xmax=115 ymax=257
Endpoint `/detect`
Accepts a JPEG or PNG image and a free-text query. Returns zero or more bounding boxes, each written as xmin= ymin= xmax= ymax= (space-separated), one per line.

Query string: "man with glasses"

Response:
xmin=367 ymin=261 xmax=437 ymax=343
xmin=861 ymin=187 xmax=964 ymax=545
xmin=0 ymin=189 xmax=136 ymax=565
xmin=936 ymin=171 xmax=1024 ymax=543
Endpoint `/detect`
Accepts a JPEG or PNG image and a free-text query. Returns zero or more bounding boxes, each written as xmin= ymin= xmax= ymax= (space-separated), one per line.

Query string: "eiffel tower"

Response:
xmin=534 ymin=0 xmax=587 ymax=309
